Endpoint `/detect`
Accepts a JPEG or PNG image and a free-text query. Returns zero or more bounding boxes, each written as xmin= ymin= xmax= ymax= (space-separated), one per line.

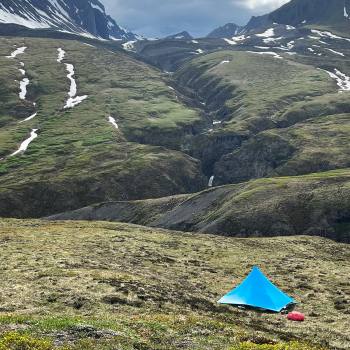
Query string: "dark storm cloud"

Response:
xmin=101 ymin=0 xmax=289 ymax=37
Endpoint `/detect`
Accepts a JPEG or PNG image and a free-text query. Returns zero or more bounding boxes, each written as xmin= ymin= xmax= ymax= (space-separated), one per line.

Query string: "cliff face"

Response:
xmin=269 ymin=0 xmax=349 ymax=26
xmin=0 ymin=0 xmax=137 ymax=40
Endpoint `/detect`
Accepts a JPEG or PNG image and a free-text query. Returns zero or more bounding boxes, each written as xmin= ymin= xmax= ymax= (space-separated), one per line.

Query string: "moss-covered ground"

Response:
xmin=0 ymin=219 xmax=348 ymax=349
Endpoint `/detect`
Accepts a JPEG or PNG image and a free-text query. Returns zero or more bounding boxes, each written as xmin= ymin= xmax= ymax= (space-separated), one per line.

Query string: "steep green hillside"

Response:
xmin=215 ymin=112 xmax=350 ymax=183
xmin=176 ymin=51 xmax=334 ymax=133
xmin=174 ymin=49 xmax=350 ymax=181
xmin=0 ymin=219 xmax=349 ymax=349
xmin=0 ymin=37 xmax=207 ymax=217
xmin=1 ymin=26 xmax=350 ymax=233
xmin=49 ymin=169 xmax=350 ymax=243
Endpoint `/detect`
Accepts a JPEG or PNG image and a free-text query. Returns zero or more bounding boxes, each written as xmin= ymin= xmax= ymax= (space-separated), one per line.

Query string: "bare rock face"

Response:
xmin=207 ymin=23 xmax=242 ymax=39
xmin=0 ymin=0 xmax=137 ymax=40
xmin=245 ymin=0 xmax=350 ymax=33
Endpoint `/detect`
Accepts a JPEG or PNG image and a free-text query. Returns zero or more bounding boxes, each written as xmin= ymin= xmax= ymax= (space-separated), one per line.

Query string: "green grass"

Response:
xmin=0 ymin=219 xmax=348 ymax=349
xmin=176 ymin=50 xmax=335 ymax=134
xmin=214 ymin=113 xmax=350 ymax=184
xmin=0 ymin=37 xmax=207 ymax=216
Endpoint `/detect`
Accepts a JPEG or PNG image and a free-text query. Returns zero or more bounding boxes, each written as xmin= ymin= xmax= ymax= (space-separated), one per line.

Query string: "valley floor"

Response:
xmin=0 ymin=219 xmax=349 ymax=349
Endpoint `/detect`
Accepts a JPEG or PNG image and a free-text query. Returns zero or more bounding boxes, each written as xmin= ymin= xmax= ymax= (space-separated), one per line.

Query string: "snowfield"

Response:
xmin=10 ymin=129 xmax=38 ymax=157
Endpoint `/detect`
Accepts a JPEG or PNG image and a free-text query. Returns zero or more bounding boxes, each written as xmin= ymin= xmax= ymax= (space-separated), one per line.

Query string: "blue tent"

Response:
xmin=218 ymin=266 xmax=295 ymax=312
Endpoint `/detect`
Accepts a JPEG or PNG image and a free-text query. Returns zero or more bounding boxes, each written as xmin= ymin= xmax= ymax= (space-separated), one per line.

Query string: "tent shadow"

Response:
xmin=231 ymin=303 xmax=296 ymax=314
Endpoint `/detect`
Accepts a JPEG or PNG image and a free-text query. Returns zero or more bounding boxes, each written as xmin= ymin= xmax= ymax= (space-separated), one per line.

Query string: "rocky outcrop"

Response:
xmin=214 ymin=133 xmax=296 ymax=185
xmin=206 ymin=23 xmax=242 ymax=38
xmin=166 ymin=31 xmax=193 ymax=40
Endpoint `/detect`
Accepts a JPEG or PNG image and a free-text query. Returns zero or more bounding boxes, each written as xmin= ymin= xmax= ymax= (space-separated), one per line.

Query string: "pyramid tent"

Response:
xmin=218 ymin=266 xmax=295 ymax=312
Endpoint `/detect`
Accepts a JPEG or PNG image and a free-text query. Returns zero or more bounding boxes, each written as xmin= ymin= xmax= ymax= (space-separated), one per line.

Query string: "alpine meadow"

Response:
xmin=0 ymin=0 xmax=349 ymax=349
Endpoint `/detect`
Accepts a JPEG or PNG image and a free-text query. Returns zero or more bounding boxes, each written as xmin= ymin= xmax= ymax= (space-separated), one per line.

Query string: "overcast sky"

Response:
xmin=102 ymin=0 xmax=290 ymax=38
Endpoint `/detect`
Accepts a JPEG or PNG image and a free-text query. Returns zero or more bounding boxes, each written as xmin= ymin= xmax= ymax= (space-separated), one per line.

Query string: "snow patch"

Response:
xmin=208 ymin=176 xmax=215 ymax=188
xmin=254 ymin=46 xmax=270 ymax=50
xmin=57 ymin=48 xmax=65 ymax=63
xmin=321 ymin=68 xmax=350 ymax=91
xmin=6 ymin=46 xmax=27 ymax=58
xmin=286 ymin=25 xmax=296 ymax=30
xmin=256 ymin=28 xmax=274 ymax=38
xmin=108 ymin=116 xmax=119 ymax=129
xmin=19 ymin=78 xmax=30 ymax=100
xmin=247 ymin=51 xmax=283 ymax=59
xmin=311 ymin=30 xmax=350 ymax=43
xmin=10 ymin=129 xmax=38 ymax=157
xmin=263 ymin=37 xmax=283 ymax=44
xmin=224 ymin=35 xmax=247 ymax=45
xmin=63 ymin=63 xmax=87 ymax=109
xmin=325 ymin=48 xmax=345 ymax=57
xmin=122 ymin=40 xmax=137 ymax=52
xmin=90 ymin=2 xmax=105 ymax=13
xmin=19 ymin=113 xmax=37 ymax=124
xmin=286 ymin=41 xmax=295 ymax=49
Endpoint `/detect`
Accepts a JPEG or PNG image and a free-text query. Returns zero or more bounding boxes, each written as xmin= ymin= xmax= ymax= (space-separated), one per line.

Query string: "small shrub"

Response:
xmin=230 ymin=341 xmax=323 ymax=350
xmin=0 ymin=332 xmax=53 ymax=350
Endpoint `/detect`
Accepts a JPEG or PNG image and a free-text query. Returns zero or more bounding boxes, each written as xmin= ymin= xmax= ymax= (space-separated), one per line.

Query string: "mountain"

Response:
xmin=0 ymin=2 xmax=350 ymax=348
xmin=0 ymin=0 xmax=137 ymax=40
xmin=208 ymin=0 xmax=350 ymax=37
xmin=244 ymin=0 xmax=350 ymax=34
xmin=165 ymin=31 xmax=193 ymax=40
xmin=269 ymin=0 xmax=350 ymax=27
xmin=0 ymin=36 xmax=207 ymax=217
xmin=1 ymin=0 xmax=350 ymax=240
xmin=206 ymin=23 xmax=242 ymax=38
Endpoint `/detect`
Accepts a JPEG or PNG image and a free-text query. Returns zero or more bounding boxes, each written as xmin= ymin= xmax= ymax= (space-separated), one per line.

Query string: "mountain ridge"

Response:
xmin=208 ymin=0 xmax=350 ymax=38
xmin=0 ymin=0 xmax=138 ymax=40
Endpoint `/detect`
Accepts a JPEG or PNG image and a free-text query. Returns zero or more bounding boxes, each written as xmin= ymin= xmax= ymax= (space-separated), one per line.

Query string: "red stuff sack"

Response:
xmin=287 ymin=311 xmax=305 ymax=322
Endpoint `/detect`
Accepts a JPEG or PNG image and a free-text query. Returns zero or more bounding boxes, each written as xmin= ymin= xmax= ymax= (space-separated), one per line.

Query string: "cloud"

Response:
xmin=235 ymin=0 xmax=289 ymax=10
xmin=101 ymin=0 xmax=290 ymax=37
